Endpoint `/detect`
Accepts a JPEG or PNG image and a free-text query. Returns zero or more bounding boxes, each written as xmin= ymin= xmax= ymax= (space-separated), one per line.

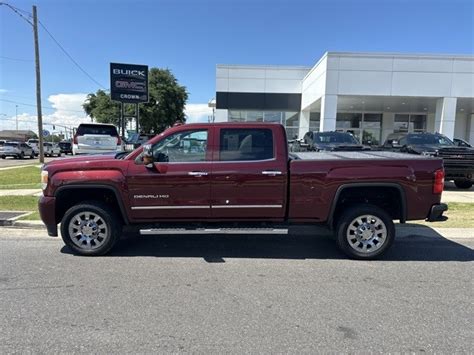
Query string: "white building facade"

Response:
xmin=214 ymin=52 xmax=474 ymax=145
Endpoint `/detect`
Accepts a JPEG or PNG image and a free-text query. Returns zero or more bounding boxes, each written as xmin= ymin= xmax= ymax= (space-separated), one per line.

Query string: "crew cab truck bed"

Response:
xmin=39 ymin=123 xmax=447 ymax=259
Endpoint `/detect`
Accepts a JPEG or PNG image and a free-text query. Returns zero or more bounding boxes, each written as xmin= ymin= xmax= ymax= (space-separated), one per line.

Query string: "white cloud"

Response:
xmin=1 ymin=95 xmax=214 ymax=132
xmin=185 ymin=103 xmax=212 ymax=123
xmin=0 ymin=93 xmax=90 ymax=133
xmin=0 ymin=89 xmax=9 ymax=93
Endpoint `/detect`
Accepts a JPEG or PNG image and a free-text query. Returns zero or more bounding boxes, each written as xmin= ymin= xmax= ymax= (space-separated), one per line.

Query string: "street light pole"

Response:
xmin=32 ymin=5 xmax=44 ymax=164
xmin=15 ymin=105 xmax=18 ymax=131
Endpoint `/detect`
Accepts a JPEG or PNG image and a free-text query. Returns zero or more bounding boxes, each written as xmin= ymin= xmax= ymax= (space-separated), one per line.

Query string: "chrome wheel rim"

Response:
xmin=68 ymin=211 xmax=108 ymax=250
xmin=346 ymin=214 xmax=387 ymax=254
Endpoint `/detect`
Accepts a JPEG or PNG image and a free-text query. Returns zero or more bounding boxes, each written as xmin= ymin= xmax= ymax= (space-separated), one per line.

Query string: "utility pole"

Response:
xmin=15 ymin=105 xmax=18 ymax=130
xmin=32 ymin=5 xmax=44 ymax=163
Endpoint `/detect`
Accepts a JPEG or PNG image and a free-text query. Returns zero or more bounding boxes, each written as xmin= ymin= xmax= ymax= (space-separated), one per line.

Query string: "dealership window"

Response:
xmin=310 ymin=112 xmax=320 ymax=131
xmin=336 ymin=113 xmax=382 ymax=145
xmin=394 ymin=114 xmax=426 ymax=133
xmin=227 ymin=110 xmax=298 ymax=139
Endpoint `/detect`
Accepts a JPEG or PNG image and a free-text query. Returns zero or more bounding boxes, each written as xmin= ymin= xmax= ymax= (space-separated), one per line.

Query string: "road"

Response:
xmin=0 ymin=228 xmax=472 ymax=353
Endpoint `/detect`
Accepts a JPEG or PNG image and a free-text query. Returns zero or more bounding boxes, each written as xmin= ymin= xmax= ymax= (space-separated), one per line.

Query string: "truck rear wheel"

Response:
xmin=60 ymin=201 xmax=122 ymax=256
xmin=335 ymin=204 xmax=395 ymax=260
xmin=454 ymin=180 xmax=473 ymax=189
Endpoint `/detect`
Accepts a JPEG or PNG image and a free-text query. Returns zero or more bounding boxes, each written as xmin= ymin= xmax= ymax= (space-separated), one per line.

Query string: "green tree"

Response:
xmin=82 ymin=68 xmax=188 ymax=134
xmin=139 ymin=68 xmax=188 ymax=133
xmin=82 ymin=90 xmax=121 ymax=126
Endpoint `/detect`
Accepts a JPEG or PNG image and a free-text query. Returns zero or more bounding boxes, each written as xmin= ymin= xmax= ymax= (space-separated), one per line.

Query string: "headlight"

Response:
xmin=41 ymin=170 xmax=49 ymax=190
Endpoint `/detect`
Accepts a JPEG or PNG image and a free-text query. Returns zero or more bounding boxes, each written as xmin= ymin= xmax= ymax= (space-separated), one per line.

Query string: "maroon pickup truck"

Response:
xmin=39 ymin=123 xmax=447 ymax=259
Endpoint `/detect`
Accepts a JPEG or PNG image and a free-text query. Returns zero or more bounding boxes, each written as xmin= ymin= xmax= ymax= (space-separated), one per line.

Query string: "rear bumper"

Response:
xmin=427 ymin=203 xmax=448 ymax=222
xmin=38 ymin=195 xmax=58 ymax=236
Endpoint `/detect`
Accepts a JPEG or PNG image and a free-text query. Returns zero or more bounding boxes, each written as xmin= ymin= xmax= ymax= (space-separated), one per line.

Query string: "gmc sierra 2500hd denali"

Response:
xmin=39 ymin=123 xmax=447 ymax=259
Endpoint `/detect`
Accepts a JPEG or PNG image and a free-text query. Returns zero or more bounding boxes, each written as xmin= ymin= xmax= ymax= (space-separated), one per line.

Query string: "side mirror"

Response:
xmin=142 ymin=144 xmax=154 ymax=169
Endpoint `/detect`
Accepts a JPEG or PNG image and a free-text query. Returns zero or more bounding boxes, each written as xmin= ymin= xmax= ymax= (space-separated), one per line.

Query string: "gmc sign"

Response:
xmin=110 ymin=63 xmax=149 ymax=103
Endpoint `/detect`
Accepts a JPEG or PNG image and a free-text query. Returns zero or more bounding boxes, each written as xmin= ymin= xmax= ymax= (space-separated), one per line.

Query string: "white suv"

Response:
xmin=73 ymin=123 xmax=123 ymax=155
xmin=0 ymin=142 xmax=35 ymax=159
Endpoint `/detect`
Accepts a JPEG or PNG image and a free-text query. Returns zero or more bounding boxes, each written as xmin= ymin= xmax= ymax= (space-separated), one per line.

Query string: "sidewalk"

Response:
xmin=0 ymin=189 xmax=42 ymax=197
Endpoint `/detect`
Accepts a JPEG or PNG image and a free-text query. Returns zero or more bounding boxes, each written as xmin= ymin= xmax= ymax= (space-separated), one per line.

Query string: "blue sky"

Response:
xmin=0 ymin=0 xmax=473 ymax=129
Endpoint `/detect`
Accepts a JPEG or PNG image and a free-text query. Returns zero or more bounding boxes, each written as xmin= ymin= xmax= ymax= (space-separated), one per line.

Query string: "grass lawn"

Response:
xmin=0 ymin=166 xmax=41 ymax=189
xmin=0 ymin=195 xmax=472 ymax=228
xmin=411 ymin=202 xmax=474 ymax=228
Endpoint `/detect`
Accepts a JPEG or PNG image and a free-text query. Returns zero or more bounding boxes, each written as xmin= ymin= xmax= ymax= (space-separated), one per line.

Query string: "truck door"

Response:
xmin=126 ymin=128 xmax=212 ymax=220
xmin=210 ymin=127 xmax=288 ymax=219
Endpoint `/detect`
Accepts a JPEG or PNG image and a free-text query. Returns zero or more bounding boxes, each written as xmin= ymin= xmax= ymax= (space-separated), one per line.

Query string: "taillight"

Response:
xmin=116 ymin=136 xmax=122 ymax=145
xmin=73 ymin=135 xmax=78 ymax=144
xmin=433 ymin=169 xmax=444 ymax=194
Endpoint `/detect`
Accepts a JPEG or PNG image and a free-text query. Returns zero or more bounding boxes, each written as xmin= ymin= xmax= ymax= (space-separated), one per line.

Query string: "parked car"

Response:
xmin=73 ymin=123 xmax=123 ymax=155
xmin=383 ymin=132 xmax=474 ymax=189
xmin=299 ymin=131 xmax=371 ymax=152
xmin=58 ymin=141 xmax=73 ymax=155
xmin=453 ymin=138 xmax=472 ymax=148
xmin=40 ymin=123 xmax=447 ymax=259
xmin=43 ymin=142 xmax=62 ymax=157
xmin=0 ymin=140 xmax=6 ymax=146
xmin=0 ymin=141 xmax=35 ymax=159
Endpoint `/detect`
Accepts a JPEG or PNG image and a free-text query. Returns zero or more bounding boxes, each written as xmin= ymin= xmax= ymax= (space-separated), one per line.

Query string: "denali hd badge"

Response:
xmin=134 ymin=194 xmax=169 ymax=199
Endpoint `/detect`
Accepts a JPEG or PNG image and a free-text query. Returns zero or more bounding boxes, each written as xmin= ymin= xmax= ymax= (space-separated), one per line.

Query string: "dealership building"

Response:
xmin=214 ymin=52 xmax=474 ymax=145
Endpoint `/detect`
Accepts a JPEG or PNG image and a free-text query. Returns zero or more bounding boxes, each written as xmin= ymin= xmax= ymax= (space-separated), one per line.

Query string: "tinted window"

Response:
xmin=76 ymin=124 xmax=118 ymax=136
xmin=219 ymin=128 xmax=274 ymax=161
xmin=314 ymin=133 xmax=358 ymax=144
xmin=152 ymin=130 xmax=208 ymax=162
xmin=407 ymin=134 xmax=454 ymax=146
xmin=5 ymin=143 xmax=19 ymax=147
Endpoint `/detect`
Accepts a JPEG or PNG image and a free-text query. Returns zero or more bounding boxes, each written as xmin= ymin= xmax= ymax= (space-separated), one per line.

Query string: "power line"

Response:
xmin=38 ymin=20 xmax=107 ymax=89
xmin=0 ymin=98 xmax=85 ymax=113
xmin=0 ymin=2 xmax=33 ymax=26
xmin=0 ymin=55 xmax=33 ymax=62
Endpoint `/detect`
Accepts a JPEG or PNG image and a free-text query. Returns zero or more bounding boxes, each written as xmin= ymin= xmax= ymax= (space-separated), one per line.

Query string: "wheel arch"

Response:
xmin=328 ymin=182 xmax=407 ymax=229
xmin=54 ymin=185 xmax=129 ymax=225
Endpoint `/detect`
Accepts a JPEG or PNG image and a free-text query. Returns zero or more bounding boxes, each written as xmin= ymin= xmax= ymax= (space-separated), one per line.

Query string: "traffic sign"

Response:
xmin=42 ymin=129 xmax=50 ymax=138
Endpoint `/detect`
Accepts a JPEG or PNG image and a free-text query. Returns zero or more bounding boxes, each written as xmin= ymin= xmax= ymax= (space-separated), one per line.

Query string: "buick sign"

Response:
xmin=110 ymin=63 xmax=149 ymax=103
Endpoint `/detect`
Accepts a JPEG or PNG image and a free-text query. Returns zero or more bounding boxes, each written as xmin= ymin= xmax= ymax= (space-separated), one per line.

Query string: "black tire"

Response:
xmin=19 ymin=152 xmax=24 ymax=159
xmin=454 ymin=180 xmax=473 ymax=189
xmin=1 ymin=155 xmax=5 ymax=159
xmin=30 ymin=153 xmax=34 ymax=159
xmin=60 ymin=201 xmax=122 ymax=256
xmin=335 ymin=204 xmax=395 ymax=260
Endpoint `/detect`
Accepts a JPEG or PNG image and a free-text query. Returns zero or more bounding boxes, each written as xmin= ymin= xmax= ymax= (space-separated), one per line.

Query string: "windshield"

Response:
xmin=315 ymin=133 xmax=358 ymax=144
xmin=407 ymin=134 xmax=454 ymax=146
xmin=77 ymin=124 xmax=118 ymax=136
xmin=5 ymin=143 xmax=19 ymax=147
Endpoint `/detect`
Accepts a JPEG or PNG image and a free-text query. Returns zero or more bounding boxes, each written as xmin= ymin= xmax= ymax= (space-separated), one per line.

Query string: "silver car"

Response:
xmin=0 ymin=142 xmax=35 ymax=159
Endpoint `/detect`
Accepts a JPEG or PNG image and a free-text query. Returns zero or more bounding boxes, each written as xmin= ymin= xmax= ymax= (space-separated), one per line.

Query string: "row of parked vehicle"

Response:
xmin=0 ymin=139 xmax=73 ymax=159
xmin=290 ymin=131 xmax=474 ymax=189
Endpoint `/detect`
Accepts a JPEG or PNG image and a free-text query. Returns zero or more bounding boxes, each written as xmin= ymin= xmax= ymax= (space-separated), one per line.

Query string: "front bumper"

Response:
xmin=427 ymin=203 xmax=448 ymax=222
xmin=38 ymin=195 xmax=58 ymax=236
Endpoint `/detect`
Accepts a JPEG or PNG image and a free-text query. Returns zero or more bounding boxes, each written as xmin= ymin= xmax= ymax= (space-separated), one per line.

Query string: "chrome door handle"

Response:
xmin=262 ymin=171 xmax=282 ymax=176
xmin=188 ymin=171 xmax=208 ymax=176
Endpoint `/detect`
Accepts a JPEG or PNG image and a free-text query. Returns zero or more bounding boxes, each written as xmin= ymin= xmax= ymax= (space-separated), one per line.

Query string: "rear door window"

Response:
xmin=219 ymin=128 xmax=274 ymax=161
xmin=77 ymin=124 xmax=118 ymax=136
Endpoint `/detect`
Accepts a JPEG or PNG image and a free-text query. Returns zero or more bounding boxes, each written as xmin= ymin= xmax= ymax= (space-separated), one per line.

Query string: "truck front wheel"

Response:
xmin=335 ymin=204 xmax=395 ymax=260
xmin=60 ymin=202 xmax=122 ymax=256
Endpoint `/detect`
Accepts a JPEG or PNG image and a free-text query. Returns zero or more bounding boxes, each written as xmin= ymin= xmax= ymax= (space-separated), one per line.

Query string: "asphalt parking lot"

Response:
xmin=0 ymin=227 xmax=472 ymax=353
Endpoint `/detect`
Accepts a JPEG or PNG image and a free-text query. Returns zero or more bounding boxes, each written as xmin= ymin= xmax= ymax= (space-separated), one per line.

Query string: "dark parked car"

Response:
xmin=126 ymin=133 xmax=155 ymax=149
xmin=300 ymin=131 xmax=371 ymax=152
xmin=383 ymin=132 xmax=474 ymax=189
xmin=58 ymin=141 xmax=73 ymax=155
